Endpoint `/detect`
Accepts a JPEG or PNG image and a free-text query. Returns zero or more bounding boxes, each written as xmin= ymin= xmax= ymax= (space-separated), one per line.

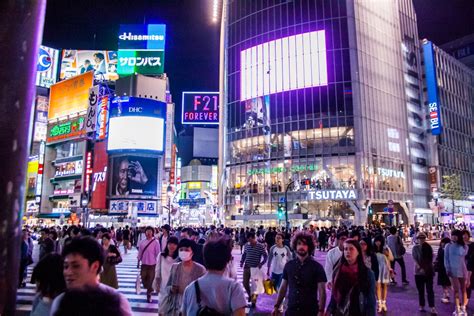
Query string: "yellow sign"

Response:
xmin=187 ymin=182 xmax=202 ymax=189
xmin=48 ymin=71 xmax=94 ymax=120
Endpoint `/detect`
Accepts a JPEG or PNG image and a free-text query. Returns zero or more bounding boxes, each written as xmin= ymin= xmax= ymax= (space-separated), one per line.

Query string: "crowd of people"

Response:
xmin=19 ymin=222 xmax=474 ymax=316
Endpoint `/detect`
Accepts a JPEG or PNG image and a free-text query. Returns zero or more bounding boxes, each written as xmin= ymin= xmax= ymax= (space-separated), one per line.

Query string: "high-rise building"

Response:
xmin=219 ymin=0 xmax=430 ymax=226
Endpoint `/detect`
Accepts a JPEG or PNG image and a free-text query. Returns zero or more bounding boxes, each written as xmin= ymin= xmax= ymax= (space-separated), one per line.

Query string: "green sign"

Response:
xmin=247 ymin=164 xmax=319 ymax=176
xmin=117 ymin=50 xmax=164 ymax=75
xmin=47 ymin=117 xmax=85 ymax=142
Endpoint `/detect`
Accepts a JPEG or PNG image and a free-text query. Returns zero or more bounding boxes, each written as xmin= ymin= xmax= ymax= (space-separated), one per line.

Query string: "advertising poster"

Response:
xmin=85 ymin=86 xmax=99 ymax=133
xmin=54 ymin=160 xmax=83 ymax=177
xmin=117 ymin=50 xmax=164 ymax=75
xmin=91 ymin=142 xmax=108 ymax=209
xmin=111 ymin=156 xmax=158 ymax=197
xmin=47 ymin=116 xmax=86 ymax=143
xmin=60 ymin=50 xmax=118 ymax=81
xmin=26 ymin=160 xmax=39 ymax=197
xmin=243 ymin=95 xmax=270 ymax=129
xmin=181 ymin=92 xmax=219 ymax=125
xmin=36 ymin=45 xmax=60 ymax=88
xmin=48 ymin=71 xmax=94 ymax=120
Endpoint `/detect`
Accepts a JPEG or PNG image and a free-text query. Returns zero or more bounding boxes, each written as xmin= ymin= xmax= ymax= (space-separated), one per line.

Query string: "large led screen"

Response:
xmin=182 ymin=92 xmax=219 ymax=125
xmin=108 ymin=116 xmax=164 ymax=152
xmin=111 ymin=156 xmax=158 ymax=197
xmin=240 ymin=30 xmax=327 ymax=100
xmin=60 ymin=50 xmax=119 ymax=81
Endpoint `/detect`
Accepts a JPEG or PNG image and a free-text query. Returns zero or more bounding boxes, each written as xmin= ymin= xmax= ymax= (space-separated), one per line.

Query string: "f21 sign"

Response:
xmin=181 ymin=92 xmax=219 ymax=125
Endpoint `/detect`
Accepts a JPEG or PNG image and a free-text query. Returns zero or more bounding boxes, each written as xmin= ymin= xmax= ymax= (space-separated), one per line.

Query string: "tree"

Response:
xmin=440 ymin=174 xmax=463 ymax=221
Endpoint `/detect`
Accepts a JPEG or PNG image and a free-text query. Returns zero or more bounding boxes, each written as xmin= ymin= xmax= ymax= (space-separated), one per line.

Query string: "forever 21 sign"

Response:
xmin=181 ymin=91 xmax=219 ymax=125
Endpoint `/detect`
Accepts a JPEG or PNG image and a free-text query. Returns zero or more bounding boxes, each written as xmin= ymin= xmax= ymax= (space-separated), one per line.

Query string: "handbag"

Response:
xmin=398 ymin=236 xmax=406 ymax=256
xmin=194 ymin=280 xmax=224 ymax=316
xmin=159 ymin=264 xmax=180 ymax=315
xmin=264 ymin=279 xmax=276 ymax=295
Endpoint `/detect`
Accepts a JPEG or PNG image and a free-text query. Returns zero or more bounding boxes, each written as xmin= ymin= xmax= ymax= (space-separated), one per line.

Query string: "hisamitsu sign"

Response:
xmin=118 ymin=24 xmax=166 ymax=50
xmin=182 ymin=92 xmax=219 ymax=125
xmin=308 ymin=190 xmax=358 ymax=201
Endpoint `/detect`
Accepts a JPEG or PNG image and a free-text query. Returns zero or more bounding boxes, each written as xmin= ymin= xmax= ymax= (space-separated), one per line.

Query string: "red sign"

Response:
xmin=170 ymin=144 xmax=176 ymax=185
xmin=90 ymin=142 xmax=108 ymax=209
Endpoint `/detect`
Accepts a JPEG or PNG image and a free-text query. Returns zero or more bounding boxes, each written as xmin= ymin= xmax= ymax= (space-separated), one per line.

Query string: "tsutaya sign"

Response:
xmin=367 ymin=167 xmax=405 ymax=179
xmin=308 ymin=190 xmax=358 ymax=201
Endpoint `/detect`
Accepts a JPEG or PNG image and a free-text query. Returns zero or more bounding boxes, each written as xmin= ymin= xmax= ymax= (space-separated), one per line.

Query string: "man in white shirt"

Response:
xmin=324 ymin=231 xmax=348 ymax=289
xmin=267 ymin=232 xmax=293 ymax=290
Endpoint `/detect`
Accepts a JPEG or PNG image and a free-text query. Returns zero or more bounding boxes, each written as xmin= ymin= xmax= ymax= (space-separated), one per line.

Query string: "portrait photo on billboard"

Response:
xmin=60 ymin=50 xmax=118 ymax=81
xmin=111 ymin=156 xmax=157 ymax=197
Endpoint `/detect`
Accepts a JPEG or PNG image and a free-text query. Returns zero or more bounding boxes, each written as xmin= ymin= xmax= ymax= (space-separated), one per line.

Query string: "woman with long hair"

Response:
xmin=445 ymin=229 xmax=468 ymax=315
xmin=373 ymin=234 xmax=394 ymax=313
xmin=412 ymin=232 xmax=437 ymax=314
xmin=154 ymin=236 xmax=179 ymax=308
xmin=100 ymin=233 xmax=121 ymax=289
xmin=328 ymin=238 xmax=376 ymax=316
xmin=435 ymin=237 xmax=452 ymax=304
xmin=360 ymin=237 xmax=379 ymax=282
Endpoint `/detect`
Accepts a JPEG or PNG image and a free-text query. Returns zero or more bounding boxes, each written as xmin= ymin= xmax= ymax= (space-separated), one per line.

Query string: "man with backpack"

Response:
xmin=387 ymin=226 xmax=409 ymax=285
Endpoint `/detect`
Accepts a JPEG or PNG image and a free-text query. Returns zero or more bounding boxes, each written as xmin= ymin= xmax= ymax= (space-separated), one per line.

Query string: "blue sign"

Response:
xmin=37 ymin=47 xmax=52 ymax=72
xmin=179 ymin=198 xmax=206 ymax=206
xmin=422 ymin=41 xmax=442 ymax=135
xmin=118 ymin=24 xmax=166 ymax=51
xmin=110 ymin=96 xmax=166 ymax=118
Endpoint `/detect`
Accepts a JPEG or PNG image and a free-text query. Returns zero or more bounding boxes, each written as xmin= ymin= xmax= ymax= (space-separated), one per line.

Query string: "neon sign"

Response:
xmin=47 ymin=117 xmax=85 ymax=143
xmin=182 ymin=92 xmax=219 ymax=125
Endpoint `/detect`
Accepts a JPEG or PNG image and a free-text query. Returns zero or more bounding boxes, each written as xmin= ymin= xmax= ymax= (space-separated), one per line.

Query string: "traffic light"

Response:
xmin=368 ymin=206 xmax=373 ymax=215
xmin=277 ymin=203 xmax=284 ymax=219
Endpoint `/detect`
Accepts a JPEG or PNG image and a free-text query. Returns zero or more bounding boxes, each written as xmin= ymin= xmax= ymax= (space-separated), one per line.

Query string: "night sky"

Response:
xmin=41 ymin=0 xmax=473 ymax=131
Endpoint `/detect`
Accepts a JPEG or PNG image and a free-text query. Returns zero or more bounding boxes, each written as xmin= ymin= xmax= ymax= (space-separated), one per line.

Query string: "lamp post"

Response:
xmin=284 ymin=180 xmax=296 ymax=230
xmin=167 ymin=185 xmax=173 ymax=226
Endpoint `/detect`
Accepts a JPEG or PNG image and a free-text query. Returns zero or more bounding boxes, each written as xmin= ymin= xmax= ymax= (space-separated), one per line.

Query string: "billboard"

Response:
xmin=182 ymin=92 xmax=219 ymax=125
xmin=36 ymin=45 xmax=60 ymax=88
xmin=240 ymin=29 xmax=327 ymax=100
xmin=54 ymin=160 xmax=83 ymax=177
xmin=109 ymin=200 xmax=158 ymax=216
xmin=27 ymin=160 xmax=39 ymax=197
xmin=193 ymin=127 xmax=218 ymax=158
xmin=111 ymin=156 xmax=158 ymax=197
xmin=110 ymin=96 xmax=166 ymax=118
xmin=48 ymin=71 xmax=94 ymax=120
xmin=422 ymin=41 xmax=443 ymax=135
xmin=117 ymin=50 xmax=164 ymax=75
xmin=118 ymin=24 xmax=166 ymax=50
xmin=47 ymin=116 xmax=86 ymax=143
xmin=33 ymin=96 xmax=49 ymax=142
xmin=91 ymin=142 xmax=108 ymax=209
xmin=60 ymin=50 xmax=118 ymax=81
xmin=108 ymin=116 xmax=164 ymax=152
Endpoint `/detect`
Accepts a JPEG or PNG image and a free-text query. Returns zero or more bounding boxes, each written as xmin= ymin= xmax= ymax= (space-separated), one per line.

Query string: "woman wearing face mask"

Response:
xmin=154 ymin=236 xmax=179 ymax=311
xmin=159 ymin=238 xmax=206 ymax=316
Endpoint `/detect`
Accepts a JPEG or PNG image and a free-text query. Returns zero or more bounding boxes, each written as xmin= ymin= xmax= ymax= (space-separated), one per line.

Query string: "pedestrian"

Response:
xmin=181 ymin=237 xmax=247 ymax=316
xmin=52 ymin=285 xmax=126 ymax=316
xmin=386 ymin=226 xmax=409 ymax=285
xmin=50 ymin=236 xmax=132 ymax=315
xmin=267 ymin=232 xmax=293 ymax=291
xmin=38 ymin=228 xmax=54 ymax=260
xmin=100 ymin=233 xmax=122 ymax=289
xmin=265 ymin=227 xmax=277 ymax=252
xmin=30 ymin=253 xmax=66 ymax=316
xmin=159 ymin=224 xmax=171 ymax=250
xmin=238 ymin=228 xmax=247 ymax=254
xmin=327 ymin=238 xmax=376 ymax=316
xmin=240 ymin=231 xmax=268 ymax=308
xmin=373 ymin=234 xmax=394 ymax=313
xmin=19 ymin=229 xmax=32 ymax=288
xmin=122 ymin=225 xmax=131 ymax=254
xmin=137 ymin=226 xmax=161 ymax=303
xmin=319 ymin=229 xmax=329 ymax=251
xmin=272 ymin=232 xmax=327 ymax=316
xmin=153 ymin=236 xmax=179 ymax=308
xmin=462 ymin=230 xmax=474 ymax=302
xmin=159 ymin=238 xmax=206 ymax=316
xmin=359 ymin=237 xmax=379 ymax=282
xmin=434 ymin=237 xmax=452 ymax=304
xmin=412 ymin=232 xmax=437 ymax=314
xmin=324 ymin=231 xmax=348 ymax=290
xmin=445 ymin=229 xmax=469 ymax=315
xmin=116 ymin=227 xmax=123 ymax=248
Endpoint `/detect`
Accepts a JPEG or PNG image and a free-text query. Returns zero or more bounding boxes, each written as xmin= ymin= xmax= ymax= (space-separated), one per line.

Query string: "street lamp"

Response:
xmin=167 ymin=185 xmax=173 ymax=226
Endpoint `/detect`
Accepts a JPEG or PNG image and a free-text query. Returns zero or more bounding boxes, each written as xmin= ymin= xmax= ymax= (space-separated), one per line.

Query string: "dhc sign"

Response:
xmin=422 ymin=41 xmax=442 ymax=135
xmin=308 ymin=190 xmax=358 ymax=201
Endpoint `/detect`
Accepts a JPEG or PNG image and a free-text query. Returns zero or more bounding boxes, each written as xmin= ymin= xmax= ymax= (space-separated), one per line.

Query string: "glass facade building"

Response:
xmin=220 ymin=0 xmax=422 ymax=226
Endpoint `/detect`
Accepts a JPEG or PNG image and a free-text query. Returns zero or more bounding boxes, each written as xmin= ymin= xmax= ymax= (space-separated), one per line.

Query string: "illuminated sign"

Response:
xmin=241 ymin=29 xmax=327 ymax=100
xmin=187 ymin=182 xmax=202 ymax=190
xmin=91 ymin=142 xmax=108 ymax=209
xmin=97 ymin=96 xmax=109 ymax=140
xmin=422 ymin=41 xmax=442 ymax=135
xmin=108 ymin=116 xmax=164 ymax=152
xmin=84 ymin=152 xmax=93 ymax=193
xmin=182 ymin=92 xmax=219 ymax=125
xmin=49 ymin=71 xmax=94 ymax=120
xmin=110 ymin=96 xmax=166 ymax=118
xmin=118 ymin=24 xmax=166 ymax=50
xmin=60 ymin=50 xmax=118 ymax=81
xmin=54 ymin=160 xmax=83 ymax=177
xmin=36 ymin=45 xmax=59 ymax=88
xmin=179 ymin=198 xmax=206 ymax=206
xmin=367 ymin=167 xmax=405 ymax=179
xmin=85 ymin=86 xmax=99 ymax=133
xmin=53 ymin=189 xmax=74 ymax=195
xmin=47 ymin=116 xmax=86 ymax=143
xmin=109 ymin=200 xmax=157 ymax=215
xmin=247 ymin=164 xmax=319 ymax=175
xmin=308 ymin=190 xmax=357 ymax=201
xmin=35 ymin=142 xmax=45 ymax=202
xmin=117 ymin=50 xmax=165 ymax=75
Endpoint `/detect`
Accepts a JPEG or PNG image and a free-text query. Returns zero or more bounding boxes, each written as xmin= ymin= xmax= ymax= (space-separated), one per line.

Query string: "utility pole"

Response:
xmin=284 ymin=180 xmax=296 ymax=231
xmin=0 ymin=1 xmax=47 ymax=314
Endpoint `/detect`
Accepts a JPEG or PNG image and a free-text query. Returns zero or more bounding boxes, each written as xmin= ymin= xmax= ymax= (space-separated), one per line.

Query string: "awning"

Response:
xmin=37 ymin=212 xmax=70 ymax=219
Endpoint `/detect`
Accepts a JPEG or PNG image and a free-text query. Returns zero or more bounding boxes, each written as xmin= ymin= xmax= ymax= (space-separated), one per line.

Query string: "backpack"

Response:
xmin=194 ymin=281 xmax=224 ymax=316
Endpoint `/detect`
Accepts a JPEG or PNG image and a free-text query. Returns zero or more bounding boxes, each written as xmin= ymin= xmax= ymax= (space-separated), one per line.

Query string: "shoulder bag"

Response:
xmin=194 ymin=280 xmax=224 ymax=316
xmin=397 ymin=236 xmax=406 ymax=256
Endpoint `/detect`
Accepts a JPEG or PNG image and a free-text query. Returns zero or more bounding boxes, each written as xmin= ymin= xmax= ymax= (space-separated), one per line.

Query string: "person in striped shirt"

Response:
xmin=240 ymin=231 xmax=268 ymax=308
